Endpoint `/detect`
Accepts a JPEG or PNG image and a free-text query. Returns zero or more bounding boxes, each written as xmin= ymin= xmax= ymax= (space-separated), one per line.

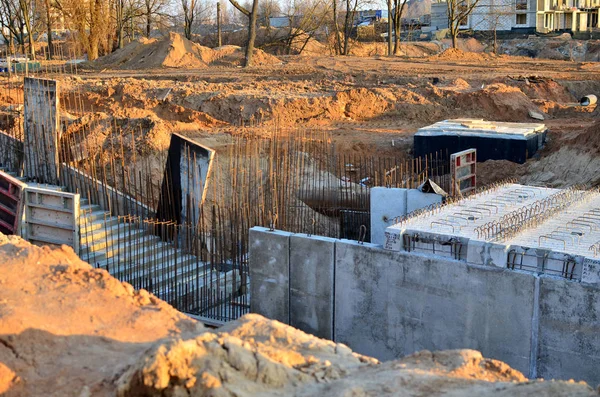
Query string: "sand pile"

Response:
xmin=211 ymin=45 xmax=281 ymax=67
xmin=0 ymin=234 xmax=597 ymax=396
xmin=431 ymin=47 xmax=496 ymax=62
xmin=94 ymin=32 xmax=211 ymax=69
xmin=453 ymin=83 xmax=544 ymax=121
xmin=93 ymin=33 xmax=280 ymax=70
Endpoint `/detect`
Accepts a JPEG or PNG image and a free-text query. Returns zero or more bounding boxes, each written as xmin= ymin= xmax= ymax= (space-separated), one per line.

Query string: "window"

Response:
xmin=516 ymin=13 xmax=527 ymax=24
xmin=516 ymin=0 xmax=528 ymax=9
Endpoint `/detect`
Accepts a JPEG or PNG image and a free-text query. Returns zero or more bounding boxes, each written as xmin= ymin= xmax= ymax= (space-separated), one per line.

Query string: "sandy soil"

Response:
xmin=3 ymin=49 xmax=600 ymax=188
xmin=0 ymin=234 xmax=596 ymax=396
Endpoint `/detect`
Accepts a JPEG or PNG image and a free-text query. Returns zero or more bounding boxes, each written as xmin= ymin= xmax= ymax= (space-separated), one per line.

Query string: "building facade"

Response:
xmin=430 ymin=0 xmax=599 ymax=32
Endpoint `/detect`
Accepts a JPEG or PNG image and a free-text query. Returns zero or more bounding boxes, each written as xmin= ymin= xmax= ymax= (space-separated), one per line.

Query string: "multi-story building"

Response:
xmin=430 ymin=0 xmax=599 ymax=33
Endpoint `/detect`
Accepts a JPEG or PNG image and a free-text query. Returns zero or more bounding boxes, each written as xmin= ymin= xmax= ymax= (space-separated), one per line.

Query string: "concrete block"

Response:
xmin=582 ymin=258 xmax=600 ymax=285
xmin=290 ymin=234 xmax=336 ymax=340
xmin=406 ymin=190 xmax=443 ymax=214
xmin=334 ymin=240 xmax=535 ymax=375
xmin=249 ymin=227 xmax=292 ymax=324
xmin=536 ymin=277 xmax=600 ymax=386
xmin=466 ymin=240 xmax=509 ymax=268
xmin=370 ymin=188 xmax=407 ymax=246
xmin=383 ymin=228 xmax=403 ymax=251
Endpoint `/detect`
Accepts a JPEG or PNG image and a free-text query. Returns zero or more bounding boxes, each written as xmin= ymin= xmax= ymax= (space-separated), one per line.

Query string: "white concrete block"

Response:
xmin=383 ymin=229 xmax=403 ymax=251
xmin=370 ymin=188 xmax=407 ymax=246
xmin=488 ymin=242 xmax=510 ymax=268
xmin=582 ymin=258 xmax=600 ymax=285
xmin=407 ymin=190 xmax=443 ymax=214
xmin=466 ymin=239 xmax=487 ymax=266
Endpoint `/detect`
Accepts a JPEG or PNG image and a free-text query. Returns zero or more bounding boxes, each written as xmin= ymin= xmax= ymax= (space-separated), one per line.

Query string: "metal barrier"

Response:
xmin=0 ymin=170 xmax=26 ymax=235
xmin=21 ymin=186 xmax=80 ymax=252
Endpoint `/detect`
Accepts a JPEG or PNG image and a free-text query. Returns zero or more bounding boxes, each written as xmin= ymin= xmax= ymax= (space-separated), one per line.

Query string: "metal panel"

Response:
xmin=0 ymin=170 xmax=26 ymax=235
xmin=450 ymin=148 xmax=477 ymax=197
xmin=21 ymin=187 xmax=80 ymax=251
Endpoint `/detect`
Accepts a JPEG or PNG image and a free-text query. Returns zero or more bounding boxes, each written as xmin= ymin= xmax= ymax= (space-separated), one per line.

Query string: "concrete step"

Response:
xmin=79 ymin=209 xmax=111 ymax=224
xmin=81 ymin=220 xmax=142 ymax=243
xmin=80 ymin=217 xmax=120 ymax=235
xmin=80 ymin=228 xmax=146 ymax=256
xmin=97 ymin=243 xmax=181 ymax=272
xmin=109 ymin=253 xmax=204 ymax=289
xmin=156 ymin=270 xmax=242 ymax=304
xmin=83 ymin=234 xmax=163 ymax=264
xmin=93 ymin=239 xmax=170 ymax=268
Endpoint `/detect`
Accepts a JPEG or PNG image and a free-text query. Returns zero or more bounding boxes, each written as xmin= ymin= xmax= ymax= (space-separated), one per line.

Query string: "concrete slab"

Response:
xmin=334 ymin=241 xmax=535 ymax=375
xmin=536 ymin=277 xmax=600 ymax=386
xmin=290 ymin=234 xmax=336 ymax=340
xmin=249 ymin=227 xmax=292 ymax=324
xmin=370 ymin=188 xmax=407 ymax=246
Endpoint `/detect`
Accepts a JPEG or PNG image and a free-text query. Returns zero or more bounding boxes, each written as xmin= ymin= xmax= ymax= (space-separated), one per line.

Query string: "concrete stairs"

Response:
xmin=78 ymin=202 xmax=241 ymax=311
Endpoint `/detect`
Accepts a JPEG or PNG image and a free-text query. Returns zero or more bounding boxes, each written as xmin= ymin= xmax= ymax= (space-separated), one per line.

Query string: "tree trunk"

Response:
xmin=146 ymin=13 xmax=151 ymax=38
xmin=244 ymin=0 xmax=259 ymax=67
xmin=386 ymin=0 xmax=392 ymax=56
xmin=342 ymin=0 xmax=351 ymax=55
xmin=217 ymin=2 xmax=222 ymax=47
xmin=27 ymin=28 xmax=35 ymax=60
xmin=44 ymin=0 xmax=54 ymax=59
xmin=452 ymin=32 xmax=458 ymax=48
xmin=333 ymin=0 xmax=342 ymax=55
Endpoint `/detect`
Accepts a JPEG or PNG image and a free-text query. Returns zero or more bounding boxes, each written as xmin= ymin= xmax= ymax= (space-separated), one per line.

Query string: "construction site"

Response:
xmin=1 ymin=30 xmax=600 ymax=396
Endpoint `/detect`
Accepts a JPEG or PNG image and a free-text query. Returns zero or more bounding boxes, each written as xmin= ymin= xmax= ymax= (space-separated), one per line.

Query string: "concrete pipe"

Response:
xmin=580 ymin=95 xmax=597 ymax=106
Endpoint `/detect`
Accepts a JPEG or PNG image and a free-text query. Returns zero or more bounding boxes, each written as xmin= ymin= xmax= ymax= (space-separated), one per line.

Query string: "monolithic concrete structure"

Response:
xmin=414 ymin=119 xmax=547 ymax=164
xmin=249 ymin=227 xmax=600 ymax=386
xmin=370 ymin=187 xmax=443 ymax=246
xmin=385 ymin=183 xmax=600 ymax=283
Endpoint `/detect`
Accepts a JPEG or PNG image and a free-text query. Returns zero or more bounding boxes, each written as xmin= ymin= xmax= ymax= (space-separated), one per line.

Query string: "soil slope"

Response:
xmin=0 ymin=234 xmax=597 ymax=396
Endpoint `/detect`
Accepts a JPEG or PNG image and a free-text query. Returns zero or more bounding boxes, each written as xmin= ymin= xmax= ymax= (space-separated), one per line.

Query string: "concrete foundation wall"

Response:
xmin=249 ymin=227 xmax=292 ymax=324
xmin=334 ymin=241 xmax=534 ymax=374
xmin=290 ymin=234 xmax=336 ymax=339
xmin=536 ymin=277 xmax=600 ymax=386
xmin=250 ymin=227 xmax=600 ymax=385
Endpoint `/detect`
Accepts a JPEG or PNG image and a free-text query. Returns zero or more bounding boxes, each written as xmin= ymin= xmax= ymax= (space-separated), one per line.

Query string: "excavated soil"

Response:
xmin=0 ymin=234 xmax=596 ymax=397
xmin=92 ymin=32 xmax=280 ymax=70
xmin=3 ymin=49 xmax=600 ymax=188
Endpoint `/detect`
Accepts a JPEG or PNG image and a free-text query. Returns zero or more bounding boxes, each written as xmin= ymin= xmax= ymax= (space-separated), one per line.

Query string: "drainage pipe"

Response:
xmin=580 ymin=95 xmax=597 ymax=106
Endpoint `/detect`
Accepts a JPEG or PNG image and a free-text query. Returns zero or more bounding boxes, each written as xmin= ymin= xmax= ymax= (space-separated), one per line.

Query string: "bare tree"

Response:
xmin=55 ymin=0 xmax=113 ymax=60
xmin=0 ymin=0 xmax=25 ymax=53
xmin=341 ymin=0 xmax=358 ymax=55
xmin=42 ymin=0 xmax=54 ymax=58
xmin=142 ymin=0 xmax=169 ymax=37
xmin=278 ymin=0 xmax=330 ymax=55
xmin=181 ymin=0 xmax=197 ymax=39
xmin=0 ymin=0 xmax=38 ymax=58
xmin=386 ymin=0 xmax=392 ymax=56
xmin=228 ymin=0 xmax=258 ymax=67
xmin=447 ymin=0 xmax=481 ymax=48
xmin=391 ymin=0 xmax=408 ymax=55
xmin=115 ymin=0 xmax=145 ymax=49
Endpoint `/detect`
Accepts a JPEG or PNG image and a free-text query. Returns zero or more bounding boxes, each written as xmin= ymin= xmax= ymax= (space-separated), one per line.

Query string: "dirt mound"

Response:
xmin=454 ymin=83 xmax=543 ymax=121
xmin=567 ymin=120 xmax=600 ymax=153
xmin=0 ymin=235 xmax=596 ymax=396
xmin=94 ymin=32 xmax=212 ymax=69
xmin=211 ymin=46 xmax=281 ymax=67
xmin=430 ymin=47 xmax=496 ymax=62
